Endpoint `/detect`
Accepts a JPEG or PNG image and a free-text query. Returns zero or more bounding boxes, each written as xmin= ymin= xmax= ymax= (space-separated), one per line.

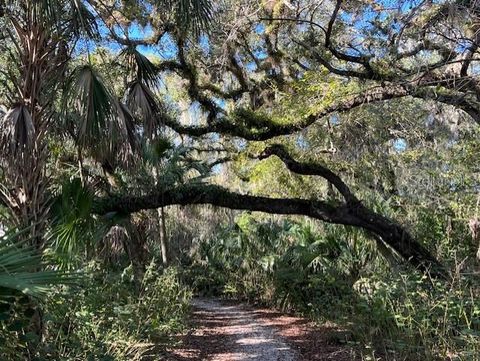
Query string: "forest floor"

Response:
xmin=166 ymin=298 xmax=357 ymax=361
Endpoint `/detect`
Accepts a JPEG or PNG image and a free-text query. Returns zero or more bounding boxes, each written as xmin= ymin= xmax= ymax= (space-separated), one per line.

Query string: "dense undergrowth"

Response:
xmin=2 ymin=208 xmax=478 ymax=361
xmin=184 ymin=212 xmax=480 ymax=361
xmin=1 ymin=261 xmax=191 ymax=360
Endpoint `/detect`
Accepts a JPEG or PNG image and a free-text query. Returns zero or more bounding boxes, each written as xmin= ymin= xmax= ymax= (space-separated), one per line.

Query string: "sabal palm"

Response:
xmin=0 ymin=0 xmax=212 ymax=240
xmin=0 ymin=0 xmax=213 ymax=295
xmin=0 ymin=0 xmax=94 ymax=241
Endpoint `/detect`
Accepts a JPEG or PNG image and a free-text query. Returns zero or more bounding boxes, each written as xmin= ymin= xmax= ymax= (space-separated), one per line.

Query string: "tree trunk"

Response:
xmin=0 ymin=18 xmax=60 ymax=350
xmin=158 ymin=207 xmax=169 ymax=266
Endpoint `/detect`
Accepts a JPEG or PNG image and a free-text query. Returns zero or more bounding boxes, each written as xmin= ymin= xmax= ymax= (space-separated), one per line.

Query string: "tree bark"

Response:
xmin=158 ymin=207 xmax=168 ymax=266
xmin=93 ymin=182 xmax=446 ymax=278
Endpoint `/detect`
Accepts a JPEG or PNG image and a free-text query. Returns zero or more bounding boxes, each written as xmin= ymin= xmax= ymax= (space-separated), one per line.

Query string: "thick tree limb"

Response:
xmin=92 ymin=145 xmax=446 ymax=277
xmin=162 ymin=84 xmax=413 ymax=140
xmin=258 ymin=144 xmax=446 ymax=277
xmin=260 ymin=144 xmax=358 ymax=204
xmin=93 ymin=182 xmax=446 ymax=278
xmin=164 ymin=81 xmax=480 ymax=141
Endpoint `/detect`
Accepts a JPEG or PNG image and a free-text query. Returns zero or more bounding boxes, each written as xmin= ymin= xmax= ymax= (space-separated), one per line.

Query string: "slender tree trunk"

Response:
xmin=158 ymin=207 xmax=168 ymax=266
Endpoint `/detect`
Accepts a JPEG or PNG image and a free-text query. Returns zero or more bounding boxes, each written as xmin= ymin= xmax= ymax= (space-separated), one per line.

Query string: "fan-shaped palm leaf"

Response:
xmin=49 ymin=178 xmax=93 ymax=256
xmin=68 ymin=65 xmax=143 ymax=168
xmin=70 ymin=65 xmax=114 ymax=148
xmin=0 ymin=231 xmax=73 ymax=297
xmin=112 ymin=100 xmax=140 ymax=165
xmin=127 ymin=81 xmax=162 ymax=138
xmin=142 ymin=137 xmax=173 ymax=165
xmin=0 ymin=105 xmax=35 ymax=157
xmin=121 ymin=47 xmax=160 ymax=87
xmin=159 ymin=0 xmax=214 ymax=37
xmin=69 ymin=0 xmax=99 ymax=39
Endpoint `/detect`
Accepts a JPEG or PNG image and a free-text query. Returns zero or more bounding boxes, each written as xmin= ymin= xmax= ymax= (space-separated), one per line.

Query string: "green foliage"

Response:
xmin=0 ymin=230 xmax=76 ymax=359
xmin=273 ymin=70 xmax=362 ymax=124
xmin=143 ymin=137 xmax=173 ymax=164
xmin=0 ymin=230 xmax=72 ymax=298
xmin=187 ymin=212 xmax=480 ymax=360
xmin=2 ymin=1 xmax=480 ymax=360
xmin=188 ymin=213 xmax=379 ymax=306
xmin=49 ymin=178 xmax=95 ymax=260
xmin=69 ymin=0 xmax=99 ymax=39
xmin=1 ymin=262 xmax=192 ymax=360
xmin=127 ymin=81 xmax=162 ymax=139
xmin=0 ymin=294 xmax=43 ymax=357
xmin=352 ymin=273 xmax=480 ymax=360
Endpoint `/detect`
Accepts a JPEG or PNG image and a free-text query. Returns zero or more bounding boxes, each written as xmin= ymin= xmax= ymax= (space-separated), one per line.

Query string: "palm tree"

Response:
xmin=0 ymin=0 xmax=213 ymax=248
xmin=0 ymin=0 xmax=80 ymax=246
xmin=0 ymin=0 xmax=213 ymax=346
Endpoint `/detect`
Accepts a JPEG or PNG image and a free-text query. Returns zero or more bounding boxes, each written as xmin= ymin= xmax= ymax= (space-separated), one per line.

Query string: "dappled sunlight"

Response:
xmin=1 ymin=0 xmax=479 ymax=359
xmin=169 ymin=298 xmax=356 ymax=361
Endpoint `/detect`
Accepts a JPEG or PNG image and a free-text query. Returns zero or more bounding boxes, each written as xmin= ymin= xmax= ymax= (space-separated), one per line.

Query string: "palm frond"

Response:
xmin=67 ymin=65 xmax=145 ymax=168
xmin=142 ymin=137 xmax=173 ymax=165
xmin=69 ymin=0 xmax=99 ymax=39
xmin=112 ymin=100 xmax=140 ymax=166
xmin=127 ymin=81 xmax=162 ymax=138
xmin=36 ymin=0 xmax=61 ymax=25
xmin=122 ymin=47 xmax=160 ymax=87
xmin=49 ymin=178 xmax=93 ymax=257
xmin=0 ymin=105 xmax=35 ymax=157
xmin=159 ymin=0 xmax=213 ymax=37
xmin=0 ymin=231 xmax=74 ymax=297
xmin=183 ymin=0 xmax=213 ymax=36
xmin=69 ymin=65 xmax=114 ymax=148
xmin=116 ymin=101 xmax=139 ymax=148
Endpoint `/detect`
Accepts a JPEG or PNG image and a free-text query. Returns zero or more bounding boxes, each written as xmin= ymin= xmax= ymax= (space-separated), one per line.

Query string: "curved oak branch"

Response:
xmin=163 ymin=81 xmax=480 ymax=141
xmin=162 ymin=84 xmax=412 ymax=140
xmin=93 ymin=183 xmax=446 ymax=278
xmin=260 ymin=144 xmax=358 ymax=204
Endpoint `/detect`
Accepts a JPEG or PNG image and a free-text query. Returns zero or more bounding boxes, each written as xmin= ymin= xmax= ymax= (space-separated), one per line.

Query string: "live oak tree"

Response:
xmin=2 ymin=0 xmax=480 ymax=280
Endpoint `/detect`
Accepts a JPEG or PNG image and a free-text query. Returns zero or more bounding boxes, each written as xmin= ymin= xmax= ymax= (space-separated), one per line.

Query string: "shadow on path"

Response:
xmin=164 ymin=298 xmax=357 ymax=361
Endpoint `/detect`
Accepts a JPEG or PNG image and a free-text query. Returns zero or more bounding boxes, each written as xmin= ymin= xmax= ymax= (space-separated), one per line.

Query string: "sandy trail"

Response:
xmin=188 ymin=298 xmax=297 ymax=360
xmin=169 ymin=298 xmax=356 ymax=361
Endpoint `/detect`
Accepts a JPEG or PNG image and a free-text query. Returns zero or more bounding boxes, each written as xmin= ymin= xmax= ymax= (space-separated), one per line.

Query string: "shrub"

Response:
xmin=1 ymin=261 xmax=192 ymax=361
xmin=352 ymin=272 xmax=480 ymax=360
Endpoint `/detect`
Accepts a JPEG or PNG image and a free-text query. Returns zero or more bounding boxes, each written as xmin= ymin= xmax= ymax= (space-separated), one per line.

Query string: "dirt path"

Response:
xmin=168 ymin=298 xmax=356 ymax=361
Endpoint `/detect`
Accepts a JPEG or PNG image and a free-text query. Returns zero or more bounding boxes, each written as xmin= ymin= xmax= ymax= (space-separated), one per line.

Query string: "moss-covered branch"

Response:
xmin=93 ymin=182 xmax=446 ymax=278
